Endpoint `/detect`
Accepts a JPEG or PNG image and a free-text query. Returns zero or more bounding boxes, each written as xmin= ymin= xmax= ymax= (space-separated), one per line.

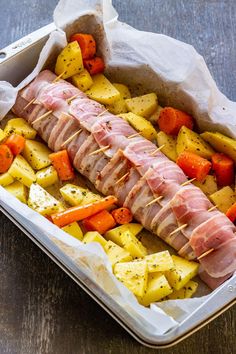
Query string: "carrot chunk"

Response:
xmin=0 ymin=144 xmax=14 ymax=173
xmin=83 ymin=209 xmax=116 ymax=234
xmin=212 ymin=152 xmax=234 ymax=187
xmin=5 ymin=134 xmax=25 ymax=155
xmin=111 ymin=207 xmax=133 ymax=224
xmin=158 ymin=107 xmax=193 ymax=135
xmin=84 ymin=56 xmax=105 ymax=75
xmin=176 ymin=151 xmax=211 ymax=182
xmin=49 ymin=150 xmax=75 ymax=181
xmin=226 ymin=202 xmax=236 ymax=222
xmin=51 ymin=195 xmax=117 ymax=227
xmin=70 ymin=33 xmax=96 ymax=59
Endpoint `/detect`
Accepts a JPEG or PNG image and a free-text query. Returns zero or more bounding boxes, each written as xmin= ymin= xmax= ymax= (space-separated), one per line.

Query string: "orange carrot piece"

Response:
xmin=0 ymin=144 xmax=14 ymax=173
xmin=212 ymin=153 xmax=234 ymax=187
xmin=83 ymin=209 xmax=116 ymax=234
xmin=49 ymin=150 xmax=75 ymax=181
xmin=158 ymin=107 xmax=193 ymax=135
xmin=226 ymin=202 xmax=236 ymax=222
xmin=70 ymin=33 xmax=96 ymax=59
xmin=84 ymin=56 xmax=105 ymax=75
xmin=111 ymin=207 xmax=133 ymax=225
xmin=5 ymin=134 xmax=25 ymax=155
xmin=51 ymin=195 xmax=117 ymax=227
xmin=177 ymin=151 xmax=211 ymax=182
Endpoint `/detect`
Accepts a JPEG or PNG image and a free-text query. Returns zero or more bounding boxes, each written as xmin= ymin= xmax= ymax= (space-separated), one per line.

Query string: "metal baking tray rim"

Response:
xmin=1 ymin=24 xmax=236 ymax=348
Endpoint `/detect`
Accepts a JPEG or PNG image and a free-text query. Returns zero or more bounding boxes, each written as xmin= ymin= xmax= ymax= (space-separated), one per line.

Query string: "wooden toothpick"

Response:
xmin=127 ymin=132 xmax=140 ymax=139
xmin=181 ymin=178 xmax=196 ymax=187
xmin=169 ymin=223 xmax=188 ymax=237
xmin=53 ymin=71 xmax=66 ymax=83
xmin=66 ymin=94 xmax=80 ymax=104
xmin=149 ymin=144 xmax=165 ymax=156
xmin=22 ymin=97 xmax=37 ymax=112
xmin=197 ymin=248 xmax=214 ymax=260
xmin=115 ymin=172 xmax=130 ymax=185
xmin=88 ymin=145 xmax=110 ymax=156
xmin=208 ymin=205 xmax=218 ymax=212
xmin=33 ymin=110 xmax=53 ymax=124
xmin=145 ymin=195 xmax=163 ymax=207
xmin=61 ymin=129 xmax=82 ymax=148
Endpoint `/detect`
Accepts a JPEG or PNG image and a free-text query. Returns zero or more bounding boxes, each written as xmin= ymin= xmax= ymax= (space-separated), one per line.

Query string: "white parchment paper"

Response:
xmin=0 ymin=0 xmax=236 ymax=336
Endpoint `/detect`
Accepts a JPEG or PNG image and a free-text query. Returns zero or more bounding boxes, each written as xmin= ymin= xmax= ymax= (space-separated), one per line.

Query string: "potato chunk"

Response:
xmin=0 ymin=172 xmax=14 ymax=187
xmin=165 ymin=255 xmax=199 ymax=290
xmin=104 ymin=241 xmax=132 ymax=267
xmin=164 ymin=280 xmax=198 ymax=300
xmin=4 ymin=118 xmax=36 ymax=139
xmin=156 ymin=131 xmax=177 ymax=161
xmin=138 ymin=273 xmax=173 ymax=306
xmin=85 ymin=74 xmax=120 ymax=104
xmin=0 ymin=128 xmax=5 ymax=142
xmin=177 ymin=126 xmax=215 ymax=159
xmin=144 ymin=251 xmax=174 ymax=273
xmin=106 ymin=83 xmax=131 ymax=114
xmin=114 ymin=260 xmax=148 ymax=297
xmin=55 ymin=41 xmax=84 ymax=79
xmin=28 ymin=183 xmax=63 ymax=215
xmin=60 ymin=184 xmax=84 ymax=206
xmin=120 ymin=112 xmax=157 ymax=140
xmin=104 ymin=223 xmax=143 ymax=246
xmin=83 ymin=231 xmax=107 ymax=248
xmin=193 ymin=175 xmax=218 ymax=197
xmin=72 ymin=69 xmax=93 ymax=92
xmin=201 ymin=131 xmax=236 ymax=162
xmin=8 ymin=155 xmax=36 ymax=187
xmin=23 ymin=139 xmax=52 ymax=170
xmin=210 ymin=186 xmax=236 ymax=213
xmin=36 ymin=166 xmax=58 ymax=188
xmin=125 ymin=93 xmax=158 ymax=118
xmin=62 ymin=222 xmax=83 ymax=241
xmin=121 ymin=230 xmax=147 ymax=258
xmin=5 ymin=181 xmax=28 ymax=204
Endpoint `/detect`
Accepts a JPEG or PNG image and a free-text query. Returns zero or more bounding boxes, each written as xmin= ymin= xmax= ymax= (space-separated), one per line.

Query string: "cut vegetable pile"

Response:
xmin=1 ymin=32 xmax=236 ymax=307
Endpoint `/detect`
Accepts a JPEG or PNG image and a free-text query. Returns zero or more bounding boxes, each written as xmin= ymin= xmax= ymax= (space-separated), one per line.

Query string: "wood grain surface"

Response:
xmin=0 ymin=1 xmax=236 ymax=353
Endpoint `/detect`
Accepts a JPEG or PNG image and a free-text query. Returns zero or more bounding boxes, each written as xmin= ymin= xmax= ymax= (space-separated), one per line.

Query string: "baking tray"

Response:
xmin=0 ymin=24 xmax=236 ymax=348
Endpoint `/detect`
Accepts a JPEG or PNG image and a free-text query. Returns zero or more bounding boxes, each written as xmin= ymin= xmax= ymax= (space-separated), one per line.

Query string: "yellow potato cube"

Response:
xmin=0 ymin=172 xmax=14 ymax=187
xmin=114 ymin=260 xmax=148 ymax=297
xmin=210 ymin=186 xmax=236 ymax=213
xmin=83 ymin=231 xmax=107 ymax=248
xmin=8 ymin=155 xmax=36 ymax=187
xmin=156 ymin=131 xmax=177 ymax=161
xmin=60 ymin=184 xmax=84 ymax=206
xmin=0 ymin=128 xmax=5 ymax=142
xmin=164 ymin=280 xmax=198 ymax=300
xmin=62 ymin=222 xmax=83 ymax=241
xmin=138 ymin=273 xmax=173 ymax=306
xmin=121 ymin=230 xmax=147 ymax=258
xmin=201 ymin=131 xmax=236 ymax=162
xmin=148 ymin=106 xmax=163 ymax=125
xmin=144 ymin=251 xmax=175 ymax=273
xmin=23 ymin=139 xmax=52 ymax=170
xmin=165 ymin=255 xmax=199 ymax=290
xmin=193 ymin=175 xmax=218 ymax=197
xmin=80 ymin=190 xmax=102 ymax=205
xmin=5 ymin=181 xmax=28 ymax=204
xmin=104 ymin=223 xmax=143 ymax=246
xmin=104 ymin=240 xmax=132 ymax=267
xmin=4 ymin=118 xmax=36 ymax=139
xmin=177 ymin=126 xmax=215 ymax=159
xmin=72 ymin=69 xmax=93 ymax=92
xmin=55 ymin=41 xmax=84 ymax=79
xmin=85 ymin=74 xmax=120 ymax=104
xmin=28 ymin=183 xmax=63 ymax=215
xmin=106 ymin=83 xmax=131 ymax=114
xmin=121 ymin=112 xmax=157 ymax=140
xmin=36 ymin=166 xmax=58 ymax=188
xmin=125 ymin=93 xmax=158 ymax=118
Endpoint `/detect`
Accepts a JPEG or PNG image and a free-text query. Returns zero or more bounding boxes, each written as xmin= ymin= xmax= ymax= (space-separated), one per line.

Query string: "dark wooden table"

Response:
xmin=0 ymin=1 xmax=236 ymax=353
